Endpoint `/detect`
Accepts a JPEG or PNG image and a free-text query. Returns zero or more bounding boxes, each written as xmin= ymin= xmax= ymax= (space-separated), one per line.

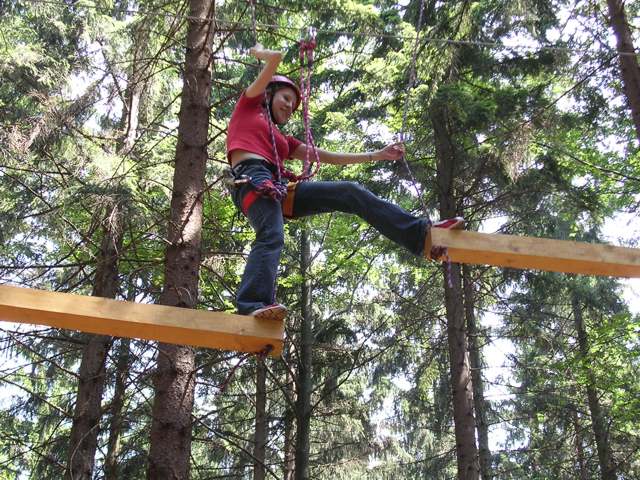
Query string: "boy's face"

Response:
xmin=270 ymin=86 xmax=297 ymax=124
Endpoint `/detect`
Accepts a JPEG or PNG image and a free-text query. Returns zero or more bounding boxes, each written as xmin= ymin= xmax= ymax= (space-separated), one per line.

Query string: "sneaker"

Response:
xmin=432 ymin=217 xmax=465 ymax=230
xmin=250 ymin=304 xmax=288 ymax=321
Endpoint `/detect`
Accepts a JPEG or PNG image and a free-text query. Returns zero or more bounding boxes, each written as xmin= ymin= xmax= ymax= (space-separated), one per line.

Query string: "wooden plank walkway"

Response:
xmin=3 ymin=229 xmax=637 ymax=354
xmin=0 ymin=284 xmax=284 ymax=356
xmin=426 ymin=229 xmax=640 ymax=277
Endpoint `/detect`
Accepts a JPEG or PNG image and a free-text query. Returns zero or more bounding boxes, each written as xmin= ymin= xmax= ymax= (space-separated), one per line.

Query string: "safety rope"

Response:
xmin=399 ymin=0 xmax=429 ymax=218
xmin=399 ymin=0 xmax=455 ymax=283
xmin=298 ymin=29 xmax=321 ymax=180
xmin=248 ymin=0 xmax=258 ymax=45
xmin=264 ymin=102 xmax=291 ymax=193
xmin=22 ymin=0 xmax=640 ymax=61
xmin=248 ymin=0 xmax=295 ymax=198
xmin=264 ymin=28 xmax=320 ymax=185
xmin=217 ymin=344 xmax=274 ymax=394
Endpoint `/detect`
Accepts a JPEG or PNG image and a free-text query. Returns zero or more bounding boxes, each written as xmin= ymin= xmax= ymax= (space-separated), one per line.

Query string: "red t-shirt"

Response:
xmin=226 ymin=91 xmax=302 ymax=164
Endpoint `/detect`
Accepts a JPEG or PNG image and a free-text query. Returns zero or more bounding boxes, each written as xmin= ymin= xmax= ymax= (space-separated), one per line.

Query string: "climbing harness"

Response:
xmin=227 ymin=159 xmax=287 ymax=215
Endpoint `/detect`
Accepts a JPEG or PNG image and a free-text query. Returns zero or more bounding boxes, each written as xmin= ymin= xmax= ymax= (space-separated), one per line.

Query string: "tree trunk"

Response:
xmin=295 ymin=229 xmax=313 ymax=480
xmin=463 ymin=265 xmax=491 ymax=479
xmin=66 ymin=17 xmax=150 ymax=477
xmin=572 ymin=408 xmax=589 ymax=480
xmin=66 ymin=204 xmax=122 ymax=480
xmin=283 ymin=351 xmax=296 ymax=480
xmin=253 ymin=359 xmax=267 ymax=480
xmin=104 ymin=337 xmax=131 ymax=480
xmin=571 ymin=294 xmax=617 ymax=480
xmin=147 ymin=0 xmax=215 ymax=478
xmin=432 ymin=102 xmax=480 ymax=480
xmin=606 ymin=0 xmax=640 ymax=142
xmin=119 ymin=19 xmax=150 ymax=154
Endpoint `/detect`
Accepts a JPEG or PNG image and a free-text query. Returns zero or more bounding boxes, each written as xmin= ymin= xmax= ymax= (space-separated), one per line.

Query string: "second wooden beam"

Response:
xmin=425 ymin=229 xmax=640 ymax=277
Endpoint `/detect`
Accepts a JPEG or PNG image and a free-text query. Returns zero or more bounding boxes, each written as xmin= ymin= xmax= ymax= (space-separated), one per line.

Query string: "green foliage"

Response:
xmin=1 ymin=0 xmax=640 ymax=477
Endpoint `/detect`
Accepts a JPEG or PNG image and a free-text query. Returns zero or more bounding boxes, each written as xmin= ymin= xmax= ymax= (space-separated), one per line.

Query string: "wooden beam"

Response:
xmin=426 ymin=229 xmax=640 ymax=277
xmin=0 ymin=284 xmax=283 ymax=356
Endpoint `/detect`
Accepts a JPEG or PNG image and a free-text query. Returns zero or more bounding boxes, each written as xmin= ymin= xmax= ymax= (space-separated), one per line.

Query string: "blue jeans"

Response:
xmin=231 ymin=162 xmax=429 ymax=314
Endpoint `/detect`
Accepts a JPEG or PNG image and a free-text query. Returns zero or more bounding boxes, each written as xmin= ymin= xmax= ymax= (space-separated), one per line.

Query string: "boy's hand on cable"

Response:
xmin=249 ymin=43 xmax=283 ymax=62
xmin=375 ymin=142 xmax=405 ymax=161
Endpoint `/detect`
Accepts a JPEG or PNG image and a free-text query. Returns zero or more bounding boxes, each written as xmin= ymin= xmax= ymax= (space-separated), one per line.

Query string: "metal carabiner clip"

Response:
xmin=299 ymin=27 xmax=317 ymax=47
xmin=223 ymin=168 xmax=250 ymax=187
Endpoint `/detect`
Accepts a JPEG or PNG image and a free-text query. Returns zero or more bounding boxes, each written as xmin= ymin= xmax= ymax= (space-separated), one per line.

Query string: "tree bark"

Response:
xmin=66 ymin=204 xmax=122 ymax=480
xmin=463 ymin=265 xmax=492 ymax=479
xmin=118 ymin=18 xmax=150 ymax=154
xmin=432 ymin=102 xmax=480 ymax=480
xmin=283 ymin=350 xmax=296 ymax=480
xmin=295 ymin=229 xmax=313 ymax=480
xmin=104 ymin=337 xmax=131 ymax=480
xmin=606 ymin=0 xmax=640 ymax=142
xmin=146 ymin=0 xmax=215 ymax=478
xmin=571 ymin=294 xmax=617 ymax=480
xmin=253 ymin=359 xmax=267 ymax=480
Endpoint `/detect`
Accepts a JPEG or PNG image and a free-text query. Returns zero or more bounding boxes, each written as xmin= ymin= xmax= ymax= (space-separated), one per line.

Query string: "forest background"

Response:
xmin=0 ymin=0 xmax=639 ymax=478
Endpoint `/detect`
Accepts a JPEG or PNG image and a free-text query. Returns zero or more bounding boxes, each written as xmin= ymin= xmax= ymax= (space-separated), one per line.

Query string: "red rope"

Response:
xmin=265 ymin=31 xmax=320 ymax=184
xmin=297 ymin=34 xmax=321 ymax=181
xmin=265 ymin=99 xmax=305 ymax=184
xmin=431 ymin=246 xmax=454 ymax=288
xmin=217 ymin=344 xmax=274 ymax=394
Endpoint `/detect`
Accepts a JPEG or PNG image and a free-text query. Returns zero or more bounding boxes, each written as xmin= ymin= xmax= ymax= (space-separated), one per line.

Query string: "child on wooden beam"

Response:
xmin=227 ymin=44 xmax=464 ymax=321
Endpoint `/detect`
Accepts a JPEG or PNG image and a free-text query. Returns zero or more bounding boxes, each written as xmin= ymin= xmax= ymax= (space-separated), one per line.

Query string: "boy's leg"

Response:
xmin=292 ymin=181 xmax=429 ymax=255
xmin=235 ymin=187 xmax=285 ymax=315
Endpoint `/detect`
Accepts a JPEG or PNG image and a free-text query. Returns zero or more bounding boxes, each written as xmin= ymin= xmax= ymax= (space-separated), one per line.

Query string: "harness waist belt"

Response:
xmin=232 ymin=158 xmax=277 ymax=175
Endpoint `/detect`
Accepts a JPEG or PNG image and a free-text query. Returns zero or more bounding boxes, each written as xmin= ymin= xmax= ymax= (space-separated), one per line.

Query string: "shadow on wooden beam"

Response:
xmin=0 ymin=284 xmax=283 ymax=356
xmin=426 ymin=229 xmax=640 ymax=277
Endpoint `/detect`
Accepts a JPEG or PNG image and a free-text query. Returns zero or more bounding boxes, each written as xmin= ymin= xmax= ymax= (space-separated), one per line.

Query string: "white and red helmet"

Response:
xmin=268 ymin=75 xmax=301 ymax=112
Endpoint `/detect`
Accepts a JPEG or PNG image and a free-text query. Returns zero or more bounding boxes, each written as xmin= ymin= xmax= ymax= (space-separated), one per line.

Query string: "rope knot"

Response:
xmin=255 ymin=178 xmax=287 ymax=201
xmin=299 ymin=28 xmax=317 ymax=65
xmin=299 ymin=39 xmax=317 ymax=52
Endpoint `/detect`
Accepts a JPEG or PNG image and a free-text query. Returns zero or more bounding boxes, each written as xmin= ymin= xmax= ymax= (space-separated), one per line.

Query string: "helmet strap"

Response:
xmin=264 ymin=88 xmax=282 ymax=124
